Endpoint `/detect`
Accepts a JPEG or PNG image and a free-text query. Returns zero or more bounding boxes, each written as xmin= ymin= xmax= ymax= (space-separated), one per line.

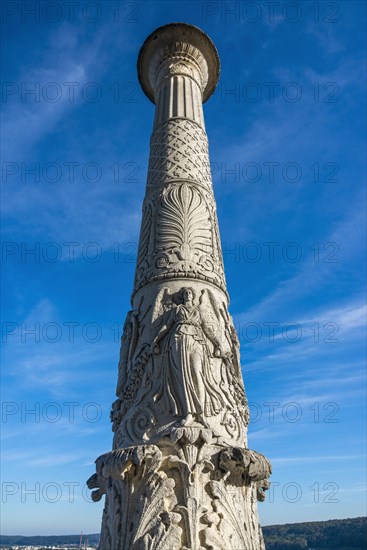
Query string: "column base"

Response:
xmin=87 ymin=431 xmax=271 ymax=550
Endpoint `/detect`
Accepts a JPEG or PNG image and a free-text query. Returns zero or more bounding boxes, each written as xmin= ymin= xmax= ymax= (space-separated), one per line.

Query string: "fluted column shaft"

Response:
xmin=153 ymin=75 xmax=204 ymax=128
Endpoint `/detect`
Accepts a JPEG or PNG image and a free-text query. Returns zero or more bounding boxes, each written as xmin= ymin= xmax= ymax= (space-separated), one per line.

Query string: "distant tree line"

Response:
xmin=0 ymin=517 xmax=366 ymax=549
xmin=263 ymin=517 xmax=367 ymax=550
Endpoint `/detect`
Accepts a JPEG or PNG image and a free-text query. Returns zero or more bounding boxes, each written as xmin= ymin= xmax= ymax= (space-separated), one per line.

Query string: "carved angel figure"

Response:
xmin=152 ymin=286 xmax=224 ymax=425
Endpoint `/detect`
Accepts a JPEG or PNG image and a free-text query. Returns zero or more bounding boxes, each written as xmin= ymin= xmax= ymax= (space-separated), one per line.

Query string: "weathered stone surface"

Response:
xmin=89 ymin=23 xmax=271 ymax=549
xmin=87 ymin=440 xmax=271 ymax=550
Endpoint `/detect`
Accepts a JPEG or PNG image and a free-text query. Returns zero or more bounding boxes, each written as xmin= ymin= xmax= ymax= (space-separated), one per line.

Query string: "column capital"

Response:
xmin=137 ymin=23 xmax=220 ymax=104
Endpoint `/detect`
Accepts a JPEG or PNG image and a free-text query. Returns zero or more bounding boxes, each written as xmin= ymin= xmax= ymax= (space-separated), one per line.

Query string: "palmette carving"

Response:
xmin=134 ymin=181 xmax=226 ymax=294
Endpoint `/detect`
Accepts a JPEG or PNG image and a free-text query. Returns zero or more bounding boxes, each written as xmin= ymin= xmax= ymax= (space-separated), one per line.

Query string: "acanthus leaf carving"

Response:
xmin=87 ymin=445 xmax=182 ymax=550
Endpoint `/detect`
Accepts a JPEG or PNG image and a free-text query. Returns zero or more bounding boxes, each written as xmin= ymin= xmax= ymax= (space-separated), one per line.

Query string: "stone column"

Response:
xmin=88 ymin=23 xmax=271 ymax=550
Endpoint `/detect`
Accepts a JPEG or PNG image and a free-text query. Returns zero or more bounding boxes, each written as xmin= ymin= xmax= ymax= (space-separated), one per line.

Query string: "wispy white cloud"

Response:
xmin=271 ymin=454 xmax=365 ymax=465
xmin=305 ymin=19 xmax=345 ymax=55
xmin=1 ymin=21 xmax=143 ymax=248
xmin=2 ymin=298 xmax=118 ymax=398
xmin=1 ymin=447 xmax=99 ymax=467
xmin=294 ymin=303 xmax=366 ymax=332
xmin=235 ymin=199 xmax=366 ymax=322
xmin=2 ymin=23 xmax=101 ymax=160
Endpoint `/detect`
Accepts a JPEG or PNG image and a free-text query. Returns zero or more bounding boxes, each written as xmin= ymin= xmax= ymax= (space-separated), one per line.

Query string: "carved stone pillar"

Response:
xmin=88 ymin=23 xmax=271 ymax=550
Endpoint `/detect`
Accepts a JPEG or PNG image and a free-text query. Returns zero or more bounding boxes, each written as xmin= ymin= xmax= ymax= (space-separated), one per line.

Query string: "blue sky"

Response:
xmin=1 ymin=0 xmax=366 ymax=536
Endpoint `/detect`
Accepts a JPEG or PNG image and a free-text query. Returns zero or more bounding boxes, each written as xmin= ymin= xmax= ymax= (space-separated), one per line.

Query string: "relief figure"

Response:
xmin=152 ymin=287 xmax=224 ymax=426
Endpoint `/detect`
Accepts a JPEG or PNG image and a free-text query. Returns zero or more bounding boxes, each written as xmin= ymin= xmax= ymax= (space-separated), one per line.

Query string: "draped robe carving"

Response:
xmin=153 ymin=288 xmax=224 ymax=422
